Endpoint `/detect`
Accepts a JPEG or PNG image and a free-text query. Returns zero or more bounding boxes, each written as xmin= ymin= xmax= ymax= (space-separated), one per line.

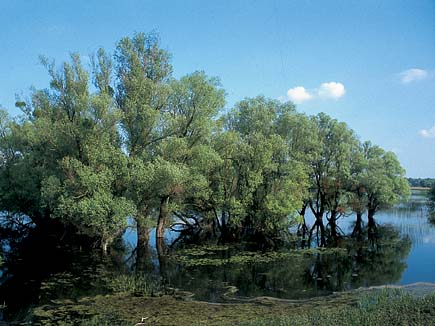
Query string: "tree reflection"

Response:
xmin=164 ymin=222 xmax=411 ymax=300
xmin=0 ymin=217 xmax=414 ymax=322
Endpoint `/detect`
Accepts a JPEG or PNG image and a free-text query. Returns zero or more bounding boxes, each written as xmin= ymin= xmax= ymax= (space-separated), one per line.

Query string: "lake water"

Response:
xmin=1 ymin=189 xmax=434 ymax=322
xmin=121 ymin=189 xmax=435 ymax=298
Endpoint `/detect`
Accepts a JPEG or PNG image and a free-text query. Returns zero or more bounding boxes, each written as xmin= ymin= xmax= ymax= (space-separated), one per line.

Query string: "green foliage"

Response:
xmin=208 ymin=97 xmax=308 ymax=241
xmin=0 ymin=32 xmax=411 ymax=249
xmin=356 ymin=142 xmax=410 ymax=218
xmin=407 ymin=177 xmax=435 ymax=188
xmin=429 ymin=185 xmax=435 ymax=219
xmin=105 ymin=274 xmax=161 ymax=296
xmin=308 ymin=113 xmax=359 ymax=215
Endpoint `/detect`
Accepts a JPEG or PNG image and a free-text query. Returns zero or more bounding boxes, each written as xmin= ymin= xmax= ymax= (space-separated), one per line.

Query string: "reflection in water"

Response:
xmin=161 ymin=224 xmax=411 ymax=300
xmin=0 ymin=190 xmax=433 ymax=322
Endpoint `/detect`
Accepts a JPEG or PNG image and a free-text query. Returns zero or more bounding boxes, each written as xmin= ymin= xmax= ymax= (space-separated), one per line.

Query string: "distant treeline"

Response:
xmin=0 ymin=32 xmax=410 ymax=252
xmin=407 ymin=178 xmax=435 ymax=188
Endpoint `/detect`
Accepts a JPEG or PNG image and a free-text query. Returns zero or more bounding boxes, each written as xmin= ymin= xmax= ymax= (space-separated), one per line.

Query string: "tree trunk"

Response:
xmin=308 ymin=215 xmax=326 ymax=247
xmin=156 ymin=196 xmax=169 ymax=239
xmin=156 ymin=236 xmax=168 ymax=280
xmin=219 ymin=211 xmax=228 ymax=244
xmin=352 ymin=212 xmax=363 ymax=238
xmin=298 ymin=203 xmax=309 ymax=248
xmin=367 ymin=208 xmax=377 ymax=242
xmin=101 ymin=238 xmax=109 ymax=255
xmin=299 ymin=216 xmax=309 ymax=249
xmin=135 ymin=209 xmax=152 ymax=271
xmin=318 ymin=217 xmax=326 ymax=247
xmin=136 ymin=213 xmax=151 ymax=249
xmin=328 ymin=212 xmax=338 ymax=246
xmin=367 ymin=207 xmax=376 ymax=222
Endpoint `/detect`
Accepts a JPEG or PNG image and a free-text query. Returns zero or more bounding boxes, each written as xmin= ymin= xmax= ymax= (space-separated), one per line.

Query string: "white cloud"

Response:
xmin=419 ymin=125 xmax=435 ymax=138
xmin=318 ymin=82 xmax=346 ymax=99
xmin=399 ymin=68 xmax=428 ymax=84
xmin=284 ymin=81 xmax=346 ymax=104
xmin=286 ymin=86 xmax=313 ymax=103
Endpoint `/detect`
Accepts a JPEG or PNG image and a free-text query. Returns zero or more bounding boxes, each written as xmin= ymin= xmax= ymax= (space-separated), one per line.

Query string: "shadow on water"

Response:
xmin=160 ymin=223 xmax=411 ymax=301
xmin=0 ymin=190 xmax=433 ymax=323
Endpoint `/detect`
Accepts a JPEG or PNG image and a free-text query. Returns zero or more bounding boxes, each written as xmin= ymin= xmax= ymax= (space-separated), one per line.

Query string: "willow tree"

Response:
xmin=306 ymin=113 xmax=359 ymax=246
xmin=0 ymin=104 xmax=56 ymax=230
xmin=35 ymin=52 xmax=134 ymax=250
xmin=114 ymin=32 xmax=173 ymax=248
xmin=429 ymin=185 xmax=435 ymax=225
xmin=429 ymin=184 xmax=435 ymax=211
xmin=0 ymin=109 xmax=28 ymax=230
xmin=275 ymin=111 xmax=319 ymax=241
xmin=3 ymin=54 xmax=135 ymax=251
xmin=153 ymin=72 xmax=225 ymax=240
xmin=211 ymin=97 xmax=307 ymax=244
xmin=348 ymin=143 xmax=368 ymax=237
xmin=359 ymin=142 xmax=410 ymax=224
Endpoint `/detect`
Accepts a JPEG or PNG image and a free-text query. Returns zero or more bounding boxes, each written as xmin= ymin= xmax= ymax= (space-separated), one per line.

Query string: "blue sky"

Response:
xmin=1 ymin=0 xmax=434 ymax=177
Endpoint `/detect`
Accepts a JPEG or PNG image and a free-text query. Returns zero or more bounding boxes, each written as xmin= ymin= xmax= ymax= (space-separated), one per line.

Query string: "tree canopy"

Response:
xmin=0 ymin=32 xmax=411 ymax=251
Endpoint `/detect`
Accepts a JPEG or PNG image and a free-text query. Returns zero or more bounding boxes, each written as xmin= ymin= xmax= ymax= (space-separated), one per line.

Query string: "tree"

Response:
xmin=209 ymin=97 xmax=307 ymax=244
xmin=153 ymin=72 xmax=225 ymax=240
xmin=2 ymin=54 xmax=135 ymax=252
xmin=348 ymin=144 xmax=368 ymax=237
xmin=0 ymin=32 xmax=412 ymax=254
xmin=274 ymin=111 xmax=318 ymax=244
xmin=305 ymin=113 xmax=359 ymax=246
xmin=114 ymin=32 xmax=173 ymax=248
xmin=360 ymin=142 xmax=410 ymax=224
xmin=428 ymin=184 xmax=435 ymax=214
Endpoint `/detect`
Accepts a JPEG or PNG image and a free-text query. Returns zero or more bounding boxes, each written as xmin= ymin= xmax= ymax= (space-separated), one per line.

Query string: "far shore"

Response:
xmin=410 ymin=186 xmax=431 ymax=190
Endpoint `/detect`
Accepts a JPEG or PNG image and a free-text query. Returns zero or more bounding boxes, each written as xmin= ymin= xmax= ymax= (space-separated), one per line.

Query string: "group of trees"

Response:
xmin=407 ymin=178 xmax=435 ymax=188
xmin=0 ymin=33 xmax=410 ymax=252
xmin=429 ymin=185 xmax=435 ymax=218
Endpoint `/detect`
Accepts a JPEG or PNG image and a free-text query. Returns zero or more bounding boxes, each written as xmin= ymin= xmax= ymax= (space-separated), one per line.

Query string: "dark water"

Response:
xmin=1 ymin=190 xmax=434 ymax=321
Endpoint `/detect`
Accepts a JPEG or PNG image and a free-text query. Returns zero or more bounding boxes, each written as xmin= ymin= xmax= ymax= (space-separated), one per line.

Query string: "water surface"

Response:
xmin=1 ymin=190 xmax=434 ymax=322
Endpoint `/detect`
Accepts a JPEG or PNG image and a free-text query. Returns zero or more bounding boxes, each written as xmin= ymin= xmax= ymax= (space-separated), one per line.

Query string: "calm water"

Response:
xmin=1 ymin=190 xmax=434 ymax=321
xmin=119 ymin=190 xmax=435 ymax=297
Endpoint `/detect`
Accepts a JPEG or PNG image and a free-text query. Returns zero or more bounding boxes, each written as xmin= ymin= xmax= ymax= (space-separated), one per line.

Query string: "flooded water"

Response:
xmin=121 ymin=190 xmax=435 ymax=299
xmin=1 ymin=190 xmax=434 ymax=322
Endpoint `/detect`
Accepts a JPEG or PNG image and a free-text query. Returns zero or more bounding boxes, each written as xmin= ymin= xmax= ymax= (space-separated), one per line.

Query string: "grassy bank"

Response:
xmin=30 ymin=287 xmax=435 ymax=325
xmin=239 ymin=289 xmax=435 ymax=326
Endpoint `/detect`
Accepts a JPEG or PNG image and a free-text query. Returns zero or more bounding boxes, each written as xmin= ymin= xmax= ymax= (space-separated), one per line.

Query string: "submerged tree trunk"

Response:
xmin=136 ymin=243 xmax=153 ymax=273
xmin=219 ymin=211 xmax=230 ymax=244
xmin=317 ymin=217 xmax=326 ymax=247
xmin=308 ymin=215 xmax=326 ymax=247
xmin=352 ymin=211 xmax=363 ymax=238
xmin=157 ymin=196 xmax=170 ymax=239
xmin=367 ymin=207 xmax=377 ymax=242
xmin=156 ymin=236 xmax=168 ymax=280
xmin=367 ymin=207 xmax=376 ymax=223
xmin=298 ymin=203 xmax=309 ymax=248
xmin=329 ymin=211 xmax=338 ymax=237
xmin=308 ymin=199 xmax=326 ymax=247
xmin=328 ymin=212 xmax=339 ymax=246
xmin=299 ymin=216 xmax=309 ymax=249
xmin=136 ymin=212 xmax=151 ymax=249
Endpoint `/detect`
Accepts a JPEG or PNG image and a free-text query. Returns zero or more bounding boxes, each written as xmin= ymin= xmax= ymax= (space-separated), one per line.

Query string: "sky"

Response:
xmin=0 ymin=0 xmax=434 ymax=177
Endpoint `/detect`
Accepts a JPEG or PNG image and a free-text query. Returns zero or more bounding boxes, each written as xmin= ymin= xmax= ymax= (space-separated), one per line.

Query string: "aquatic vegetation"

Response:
xmin=105 ymin=274 xmax=162 ymax=296
xmin=172 ymin=246 xmax=348 ymax=267
xmin=30 ymin=288 xmax=435 ymax=325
